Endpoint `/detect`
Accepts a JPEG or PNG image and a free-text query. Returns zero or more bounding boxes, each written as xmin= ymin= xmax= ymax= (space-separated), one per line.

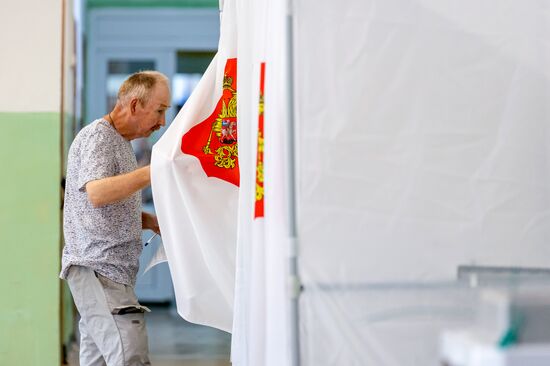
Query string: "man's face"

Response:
xmin=134 ymin=83 xmax=171 ymax=138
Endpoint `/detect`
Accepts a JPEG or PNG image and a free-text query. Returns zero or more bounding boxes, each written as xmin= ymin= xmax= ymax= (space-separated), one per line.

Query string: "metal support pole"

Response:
xmin=219 ymin=0 xmax=224 ymax=21
xmin=286 ymin=1 xmax=301 ymax=365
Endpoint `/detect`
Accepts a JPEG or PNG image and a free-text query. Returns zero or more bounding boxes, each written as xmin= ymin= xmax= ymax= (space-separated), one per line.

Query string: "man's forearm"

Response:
xmin=86 ymin=166 xmax=150 ymax=207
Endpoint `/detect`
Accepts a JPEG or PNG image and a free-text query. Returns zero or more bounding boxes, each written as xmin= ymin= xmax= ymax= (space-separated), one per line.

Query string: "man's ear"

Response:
xmin=130 ymin=98 xmax=139 ymax=114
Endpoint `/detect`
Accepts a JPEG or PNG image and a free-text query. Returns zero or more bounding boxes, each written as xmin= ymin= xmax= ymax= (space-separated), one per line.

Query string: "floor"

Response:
xmin=67 ymin=305 xmax=231 ymax=366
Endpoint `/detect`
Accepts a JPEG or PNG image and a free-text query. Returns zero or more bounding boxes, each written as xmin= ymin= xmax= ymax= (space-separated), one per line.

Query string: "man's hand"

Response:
xmin=142 ymin=212 xmax=160 ymax=235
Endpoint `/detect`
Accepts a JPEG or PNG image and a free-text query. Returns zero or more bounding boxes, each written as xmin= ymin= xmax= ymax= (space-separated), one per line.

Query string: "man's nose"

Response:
xmin=159 ymin=114 xmax=166 ymax=127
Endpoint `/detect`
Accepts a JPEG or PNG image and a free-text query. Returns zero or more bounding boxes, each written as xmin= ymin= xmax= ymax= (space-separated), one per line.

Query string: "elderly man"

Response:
xmin=60 ymin=71 xmax=171 ymax=366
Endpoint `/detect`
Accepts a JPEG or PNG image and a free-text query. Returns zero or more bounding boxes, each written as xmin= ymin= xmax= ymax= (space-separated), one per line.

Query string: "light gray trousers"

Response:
xmin=67 ymin=266 xmax=151 ymax=366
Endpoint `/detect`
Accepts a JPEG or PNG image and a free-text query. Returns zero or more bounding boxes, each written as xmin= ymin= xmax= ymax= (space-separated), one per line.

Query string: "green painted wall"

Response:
xmin=0 ymin=112 xmax=61 ymax=365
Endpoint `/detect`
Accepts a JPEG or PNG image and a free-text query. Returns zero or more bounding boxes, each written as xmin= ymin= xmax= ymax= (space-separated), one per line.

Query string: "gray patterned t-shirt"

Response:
xmin=60 ymin=119 xmax=142 ymax=286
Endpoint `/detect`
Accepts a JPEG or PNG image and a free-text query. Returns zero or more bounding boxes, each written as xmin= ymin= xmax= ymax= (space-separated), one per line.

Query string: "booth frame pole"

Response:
xmin=286 ymin=0 xmax=301 ymax=365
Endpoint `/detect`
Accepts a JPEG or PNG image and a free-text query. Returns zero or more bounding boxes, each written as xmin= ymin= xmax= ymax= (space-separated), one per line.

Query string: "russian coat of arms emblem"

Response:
xmin=181 ymin=58 xmax=239 ymax=186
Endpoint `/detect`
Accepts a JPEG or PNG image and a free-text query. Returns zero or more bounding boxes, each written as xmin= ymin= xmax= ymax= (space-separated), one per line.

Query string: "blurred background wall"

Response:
xmin=0 ymin=1 xmax=220 ymax=364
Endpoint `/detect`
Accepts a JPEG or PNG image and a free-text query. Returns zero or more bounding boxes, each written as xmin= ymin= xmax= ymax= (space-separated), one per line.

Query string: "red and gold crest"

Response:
xmin=181 ymin=58 xmax=239 ymax=186
xmin=254 ymin=63 xmax=266 ymax=218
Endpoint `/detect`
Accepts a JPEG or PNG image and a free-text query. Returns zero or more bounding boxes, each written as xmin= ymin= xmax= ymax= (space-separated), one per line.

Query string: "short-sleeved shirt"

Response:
xmin=60 ymin=118 xmax=142 ymax=286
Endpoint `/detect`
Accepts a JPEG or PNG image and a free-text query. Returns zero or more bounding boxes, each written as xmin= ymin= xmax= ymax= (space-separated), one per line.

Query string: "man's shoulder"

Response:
xmin=79 ymin=119 xmax=113 ymax=137
xmin=73 ymin=119 xmax=119 ymax=146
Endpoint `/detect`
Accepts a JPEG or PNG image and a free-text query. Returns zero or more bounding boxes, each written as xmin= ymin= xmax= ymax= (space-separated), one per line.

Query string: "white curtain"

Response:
xmin=232 ymin=0 xmax=291 ymax=365
xmin=294 ymin=0 xmax=550 ymax=364
xmin=151 ymin=0 xmax=238 ymax=333
xmin=155 ymin=0 xmax=550 ymax=364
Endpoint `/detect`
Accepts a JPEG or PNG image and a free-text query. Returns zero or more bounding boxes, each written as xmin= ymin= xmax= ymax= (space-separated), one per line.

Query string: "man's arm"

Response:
xmin=86 ymin=165 xmax=150 ymax=208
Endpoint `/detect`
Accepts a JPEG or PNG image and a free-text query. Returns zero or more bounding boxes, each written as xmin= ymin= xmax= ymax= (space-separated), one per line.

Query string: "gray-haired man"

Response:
xmin=60 ymin=71 xmax=171 ymax=366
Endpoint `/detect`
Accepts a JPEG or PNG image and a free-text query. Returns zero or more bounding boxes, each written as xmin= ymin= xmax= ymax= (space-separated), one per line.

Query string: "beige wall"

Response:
xmin=63 ymin=0 xmax=76 ymax=117
xmin=0 ymin=0 xmax=62 ymax=112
